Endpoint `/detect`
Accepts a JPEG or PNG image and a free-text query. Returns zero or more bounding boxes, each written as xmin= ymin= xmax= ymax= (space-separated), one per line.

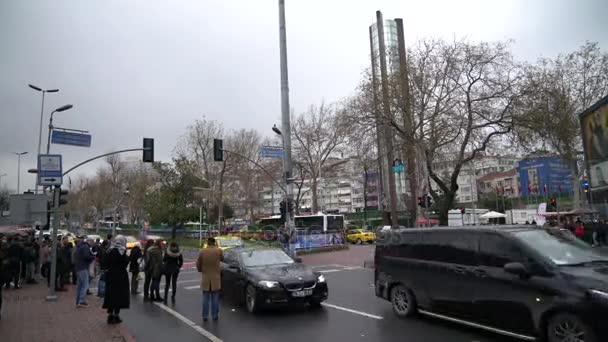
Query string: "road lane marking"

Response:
xmin=318 ymin=269 xmax=344 ymax=273
xmin=185 ymin=285 xmax=201 ymax=290
xmin=132 ymin=292 xmax=223 ymax=342
xmin=321 ymin=303 xmax=383 ymax=320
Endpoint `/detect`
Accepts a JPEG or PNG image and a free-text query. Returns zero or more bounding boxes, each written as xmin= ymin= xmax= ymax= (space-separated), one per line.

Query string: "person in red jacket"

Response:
xmin=574 ymin=218 xmax=585 ymax=238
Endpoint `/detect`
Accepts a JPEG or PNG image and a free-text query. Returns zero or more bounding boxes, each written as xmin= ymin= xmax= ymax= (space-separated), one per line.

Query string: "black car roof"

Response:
xmin=381 ymin=225 xmax=541 ymax=235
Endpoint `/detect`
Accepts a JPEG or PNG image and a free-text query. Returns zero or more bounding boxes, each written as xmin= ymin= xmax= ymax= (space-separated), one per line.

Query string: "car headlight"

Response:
xmin=589 ymin=289 xmax=608 ymax=302
xmin=317 ymin=275 xmax=326 ymax=283
xmin=258 ymin=280 xmax=279 ymax=288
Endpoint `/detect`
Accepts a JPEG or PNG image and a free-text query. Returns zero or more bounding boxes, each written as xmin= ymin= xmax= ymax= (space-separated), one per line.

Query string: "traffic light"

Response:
xmin=460 ymin=207 xmax=465 ymax=214
xmin=143 ymin=138 xmax=154 ymax=163
xmin=279 ymin=200 xmax=286 ymax=223
xmin=426 ymin=194 xmax=433 ymax=207
xmin=58 ymin=189 xmax=69 ymax=207
xmin=213 ymin=139 xmax=223 ymax=161
xmin=583 ymin=180 xmax=590 ymax=193
xmin=417 ymin=196 xmax=424 ymax=208
xmin=550 ymin=197 xmax=557 ymax=208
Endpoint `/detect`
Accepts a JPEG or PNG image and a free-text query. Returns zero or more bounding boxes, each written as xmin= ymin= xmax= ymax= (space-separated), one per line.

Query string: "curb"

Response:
xmin=363 ymin=260 xmax=374 ymax=269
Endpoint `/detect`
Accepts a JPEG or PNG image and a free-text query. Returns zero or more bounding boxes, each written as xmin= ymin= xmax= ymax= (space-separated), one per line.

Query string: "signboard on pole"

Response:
xmin=260 ymin=146 xmax=284 ymax=159
xmin=38 ymin=154 xmax=63 ymax=186
xmin=51 ymin=130 xmax=92 ymax=147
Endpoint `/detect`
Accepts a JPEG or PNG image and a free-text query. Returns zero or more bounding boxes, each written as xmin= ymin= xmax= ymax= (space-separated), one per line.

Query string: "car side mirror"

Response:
xmin=504 ymin=262 xmax=529 ymax=278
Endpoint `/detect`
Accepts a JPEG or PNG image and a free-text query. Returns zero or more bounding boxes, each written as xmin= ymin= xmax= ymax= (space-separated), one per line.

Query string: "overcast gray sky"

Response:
xmin=1 ymin=0 xmax=606 ymax=192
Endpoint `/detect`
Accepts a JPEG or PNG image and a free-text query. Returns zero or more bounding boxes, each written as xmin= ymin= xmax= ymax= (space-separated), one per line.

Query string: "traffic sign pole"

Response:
xmin=46 ymin=186 xmax=60 ymax=301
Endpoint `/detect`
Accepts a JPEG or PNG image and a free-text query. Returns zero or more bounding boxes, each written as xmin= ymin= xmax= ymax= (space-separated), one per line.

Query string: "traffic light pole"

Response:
xmin=46 ymin=185 xmax=61 ymax=301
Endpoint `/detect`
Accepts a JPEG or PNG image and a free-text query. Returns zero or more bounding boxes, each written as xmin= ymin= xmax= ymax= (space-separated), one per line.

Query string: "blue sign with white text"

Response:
xmin=51 ymin=130 xmax=92 ymax=147
xmin=260 ymin=146 xmax=284 ymax=158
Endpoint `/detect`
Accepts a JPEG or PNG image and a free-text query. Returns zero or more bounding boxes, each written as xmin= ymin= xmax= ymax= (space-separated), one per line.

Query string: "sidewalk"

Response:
xmin=1 ymin=281 xmax=135 ymax=342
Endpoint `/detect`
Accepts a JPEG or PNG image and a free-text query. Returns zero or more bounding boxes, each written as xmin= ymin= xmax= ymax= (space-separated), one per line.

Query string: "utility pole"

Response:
xmin=278 ymin=0 xmax=295 ymax=241
xmin=47 ymin=186 xmax=60 ymax=301
xmin=368 ymin=26 xmax=385 ymax=215
xmin=376 ymin=11 xmax=399 ymax=227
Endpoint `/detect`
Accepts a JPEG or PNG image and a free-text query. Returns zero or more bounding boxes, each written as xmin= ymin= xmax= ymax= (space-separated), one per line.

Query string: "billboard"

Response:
xmin=580 ymin=94 xmax=608 ymax=191
xmin=518 ymin=156 xmax=574 ymax=197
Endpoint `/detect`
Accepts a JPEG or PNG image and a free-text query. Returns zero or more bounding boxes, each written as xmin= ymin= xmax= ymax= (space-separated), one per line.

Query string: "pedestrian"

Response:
xmin=574 ymin=219 xmax=585 ymax=239
xmin=196 ymin=237 xmax=223 ymax=322
xmin=22 ymin=240 xmax=37 ymax=284
xmin=146 ymin=240 xmax=163 ymax=302
xmin=40 ymin=238 xmax=50 ymax=284
xmin=0 ymin=236 xmax=11 ymax=319
xmin=163 ymin=242 xmax=183 ymax=304
xmin=600 ymin=220 xmax=608 ymax=246
xmin=102 ymin=235 xmax=130 ymax=324
xmin=142 ymin=239 xmax=154 ymax=301
xmin=128 ymin=243 xmax=142 ymax=295
xmin=6 ymin=237 xmax=24 ymax=289
xmin=69 ymin=241 xmax=77 ymax=285
xmin=75 ymin=237 xmax=95 ymax=307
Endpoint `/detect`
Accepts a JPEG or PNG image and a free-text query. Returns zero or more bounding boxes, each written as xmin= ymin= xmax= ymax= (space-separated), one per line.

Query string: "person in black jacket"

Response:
xmin=6 ymin=237 xmax=24 ymax=289
xmin=128 ymin=244 xmax=142 ymax=295
xmin=103 ymin=235 xmax=130 ymax=324
xmin=163 ymin=242 xmax=183 ymax=304
xmin=142 ymin=239 xmax=154 ymax=301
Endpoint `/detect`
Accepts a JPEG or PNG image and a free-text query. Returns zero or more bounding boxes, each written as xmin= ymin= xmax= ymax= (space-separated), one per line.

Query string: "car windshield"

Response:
xmin=513 ymin=229 xmax=607 ymax=266
xmin=218 ymin=238 xmax=242 ymax=246
xmin=240 ymin=249 xmax=294 ymax=267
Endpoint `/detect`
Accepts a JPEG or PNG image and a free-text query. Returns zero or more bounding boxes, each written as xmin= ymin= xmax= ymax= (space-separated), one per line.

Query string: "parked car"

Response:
xmin=221 ymin=247 xmax=328 ymax=313
xmin=345 ymin=229 xmax=376 ymax=244
xmin=125 ymin=236 xmax=139 ymax=249
xmin=141 ymin=235 xmax=167 ymax=247
xmin=375 ymin=226 xmax=608 ymax=342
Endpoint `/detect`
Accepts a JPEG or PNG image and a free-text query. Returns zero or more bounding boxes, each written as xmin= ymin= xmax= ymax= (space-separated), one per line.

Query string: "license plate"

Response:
xmin=291 ymin=289 xmax=313 ymax=297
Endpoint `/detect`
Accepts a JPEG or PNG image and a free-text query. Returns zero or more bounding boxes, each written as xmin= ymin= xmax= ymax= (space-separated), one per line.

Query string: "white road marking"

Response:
xmin=131 ymin=291 xmax=222 ymax=342
xmin=185 ymin=285 xmax=201 ymax=290
xmin=318 ymin=269 xmax=344 ymax=273
xmin=321 ymin=303 xmax=383 ymax=320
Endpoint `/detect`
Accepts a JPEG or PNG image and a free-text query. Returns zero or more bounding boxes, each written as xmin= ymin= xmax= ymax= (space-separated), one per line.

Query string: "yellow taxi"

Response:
xmin=204 ymin=235 xmax=244 ymax=250
xmin=345 ymin=229 xmax=376 ymax=244
xmin=125 ymin=236 xmax=139 ymax=250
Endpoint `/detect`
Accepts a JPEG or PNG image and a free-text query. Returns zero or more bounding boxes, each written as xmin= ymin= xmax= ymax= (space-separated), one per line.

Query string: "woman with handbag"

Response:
xmin=128 ymin=243 xmax=143 ymax=295
xmin=102 ymin=235 xmax=130 ymax=324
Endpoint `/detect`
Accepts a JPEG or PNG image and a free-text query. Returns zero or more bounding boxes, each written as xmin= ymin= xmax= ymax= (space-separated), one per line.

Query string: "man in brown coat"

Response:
xmin=196 ymin=237 xmax=223 ymax=322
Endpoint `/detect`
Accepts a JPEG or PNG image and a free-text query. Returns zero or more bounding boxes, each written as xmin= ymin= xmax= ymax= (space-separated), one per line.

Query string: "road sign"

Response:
xmin=51 ymin=130 xmax=92 ymax=147
xmin=260 ymin=146 xmax=284 ymax=159
xmin=392 ymin=164 xmax=404 ymax=173
xmin=38 ymin=154 xmax=62 ymax=186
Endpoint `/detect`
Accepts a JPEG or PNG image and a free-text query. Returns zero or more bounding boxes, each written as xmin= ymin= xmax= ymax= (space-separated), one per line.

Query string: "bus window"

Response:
xmin=327 ymin=215 xmax=344 ymax=231
xmin=294 ymin=216 xmax=324 ymax=231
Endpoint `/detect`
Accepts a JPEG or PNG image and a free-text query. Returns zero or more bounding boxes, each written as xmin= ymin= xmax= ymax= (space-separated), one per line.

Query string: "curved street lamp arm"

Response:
xmin=222 ymin=148 xmax=286 ymax=194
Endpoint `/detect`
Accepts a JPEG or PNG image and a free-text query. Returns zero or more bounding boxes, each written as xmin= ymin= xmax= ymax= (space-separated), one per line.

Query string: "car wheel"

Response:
xmin=245 ymin=284 xmax=258 ymax=313
xmin=356 ymin=238 xmax=362 ymax=245
xmin=309 ymin=300 xmax=323 ymax=309
xmin=390 ymin=284 xmax=417 ymax=318
xmin=547 ymin=312 xmax=596 ymax=342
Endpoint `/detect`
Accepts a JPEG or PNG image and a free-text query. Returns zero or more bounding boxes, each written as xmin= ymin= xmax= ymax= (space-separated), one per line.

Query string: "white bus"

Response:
xmin=257 ymin=213 xmax=345 ymax=232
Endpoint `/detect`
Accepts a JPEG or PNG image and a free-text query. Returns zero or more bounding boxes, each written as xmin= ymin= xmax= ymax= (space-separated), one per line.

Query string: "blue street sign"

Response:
xmin=260 ymin=146 xmax=284 ymax=159
xmin=392 ymin=164 xmax=404 ymax=173
xmin=38 ymin=154 xmax=63 ymax=186
xmin=51 ymin=130 xmax=92 ymax=147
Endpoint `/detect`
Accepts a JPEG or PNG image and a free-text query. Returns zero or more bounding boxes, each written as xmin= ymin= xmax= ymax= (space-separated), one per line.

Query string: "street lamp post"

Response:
xmin=13 ymin=152 xmax=28 ymax=194
xmin=29 ymin=84 xmax=58 ymax=191
xmin=193 ymin=186 xmax=212 ymax=248
xmin=0 ymin=173 xmax=6 ymax=188
xmin=46 ymin=104 xmax=74 ymax=154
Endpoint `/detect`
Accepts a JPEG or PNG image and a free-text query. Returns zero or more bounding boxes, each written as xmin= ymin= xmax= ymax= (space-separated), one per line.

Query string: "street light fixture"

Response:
xmin=272 ymin=124 xmax=282 ymax=136
xmin=46 ymin=104 xmax=74 ymax=153
xmin=13 ymin=151 xmax=28 ymax=194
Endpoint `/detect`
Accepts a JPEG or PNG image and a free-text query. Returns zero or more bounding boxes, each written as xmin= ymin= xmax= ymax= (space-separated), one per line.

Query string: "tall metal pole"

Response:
xmin=17 ymin=154 xmax=21 ymax=194
xmin=46 ymin=111 xmax=56 ymax=154
xmin=199 ymin=205 xmax=203 ymax=248
xmin=278 ymin=0 xmax=295 ymax=237
xmin=368 ymin=26 xmax=385 ymax=214
xmin=47 ymin=186 xmax=60 ymax=301
xmin=37 ymin=91 xmax=46 ymax=158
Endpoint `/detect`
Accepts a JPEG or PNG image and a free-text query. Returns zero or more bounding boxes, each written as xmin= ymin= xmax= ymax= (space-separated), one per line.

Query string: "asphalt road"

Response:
xmin=119 ymin=259 xmax=521 ymax=342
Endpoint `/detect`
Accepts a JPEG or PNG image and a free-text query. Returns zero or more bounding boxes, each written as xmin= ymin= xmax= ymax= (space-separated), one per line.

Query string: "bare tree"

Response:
xmin=516 ymin=42 xmax=608 ymax=208
xmin=292 ymin=102 xmax=348 ymax=212
xmin=124 ymin=161 xmax=156 ymax=225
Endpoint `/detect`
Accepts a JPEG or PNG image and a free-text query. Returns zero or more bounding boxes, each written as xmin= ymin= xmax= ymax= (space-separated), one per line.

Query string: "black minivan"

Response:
xmin=375 ymin=227 xmax=608 ymax=342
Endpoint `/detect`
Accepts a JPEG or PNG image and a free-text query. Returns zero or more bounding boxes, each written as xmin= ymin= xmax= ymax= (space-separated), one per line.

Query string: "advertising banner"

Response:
xmin=581 ymin=95 xmax=608 ymax=191
xmin=292 ymin=230 xmax=345 ymax=250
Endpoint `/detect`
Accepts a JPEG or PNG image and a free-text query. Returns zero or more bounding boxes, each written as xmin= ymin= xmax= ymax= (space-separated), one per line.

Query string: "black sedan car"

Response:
xmin=221 ymin=247 xmax=328 ymax=313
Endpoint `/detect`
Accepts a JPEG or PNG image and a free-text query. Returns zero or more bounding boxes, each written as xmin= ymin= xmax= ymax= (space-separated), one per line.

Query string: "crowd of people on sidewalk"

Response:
xmin=545 ymin=217 xmax=608 ymax=246
xmin=0 ymin=230 xmax=187 ymax=325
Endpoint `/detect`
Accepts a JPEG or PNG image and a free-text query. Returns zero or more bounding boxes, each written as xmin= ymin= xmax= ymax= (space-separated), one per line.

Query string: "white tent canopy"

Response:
xmin=480 ymin=211 xmax=506 ymax=219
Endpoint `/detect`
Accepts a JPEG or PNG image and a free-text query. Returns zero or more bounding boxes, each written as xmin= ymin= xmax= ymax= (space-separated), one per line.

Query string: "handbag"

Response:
xmin=97 ymin=272 xmax=106 ymax=297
